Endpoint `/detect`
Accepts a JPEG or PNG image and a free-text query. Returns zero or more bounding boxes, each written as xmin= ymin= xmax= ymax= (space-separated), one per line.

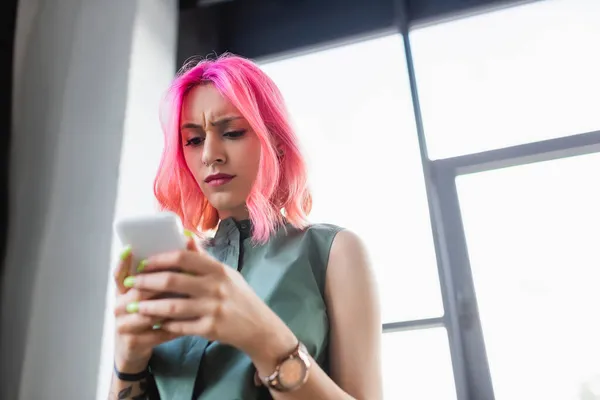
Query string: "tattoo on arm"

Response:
xmin=114 ymin=379 xmax=150 ymax=400
xmin=131 ymin=380 xmax=149 ymax=400
xmin=118 ymin=386 xmax=132 ymax=399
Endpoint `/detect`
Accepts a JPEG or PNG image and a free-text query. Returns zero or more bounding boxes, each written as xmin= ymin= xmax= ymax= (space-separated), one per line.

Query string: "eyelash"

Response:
xmin=184 ymin=130 xmax=247 ymax=147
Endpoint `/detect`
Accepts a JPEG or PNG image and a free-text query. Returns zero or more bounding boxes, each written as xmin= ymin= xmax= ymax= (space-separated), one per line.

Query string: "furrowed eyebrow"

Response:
xmin=209 ymin=116 xmax=242 ymax=127
xmin=180 ymin=122 xmax=203 ymax=130
xmin=180 ymin=116 xmax=242 ymax=130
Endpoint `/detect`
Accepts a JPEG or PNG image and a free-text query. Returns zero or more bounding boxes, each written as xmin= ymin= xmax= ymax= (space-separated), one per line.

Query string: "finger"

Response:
xmin=126 ymin=271 xmax=206 ymax=297
xmin=184 ymin=230 xmax=199 ymax=252
xmin=144 ymin=250 xmax=220 ymax=276
xmin=116 ymin=313 xmax=163 ymax=334
xmin=114 ymin=289 xmax=156 ymax=316
xmin=160 ymin=317 xmax=214 ymax=337
xmin=120 ymin=329 xmax=180 ymax=350
xmin=113 ymin=246 xmax=133 ymax=295
xmin=137 ymin=298 xmax=216 ymax=320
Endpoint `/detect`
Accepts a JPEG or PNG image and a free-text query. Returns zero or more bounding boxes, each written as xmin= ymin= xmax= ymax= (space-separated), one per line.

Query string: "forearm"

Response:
xmin=108 ymin=374 xmax=151 ymax=399
xmin=248 ymin=323 xmax=355 ymax=400
xmin=254 ymin=354 xmax=355 ymax=400
xmin=109 ymin=359 xmax=156 ymax=400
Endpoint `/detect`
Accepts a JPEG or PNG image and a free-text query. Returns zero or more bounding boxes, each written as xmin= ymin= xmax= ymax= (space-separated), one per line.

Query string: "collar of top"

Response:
xmin=212 ymin=217 xmax=252 ymax=246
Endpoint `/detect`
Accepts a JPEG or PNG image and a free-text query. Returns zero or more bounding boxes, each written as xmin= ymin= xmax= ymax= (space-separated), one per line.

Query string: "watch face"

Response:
xmin=278 ymin=358 xmax=307 ymax=389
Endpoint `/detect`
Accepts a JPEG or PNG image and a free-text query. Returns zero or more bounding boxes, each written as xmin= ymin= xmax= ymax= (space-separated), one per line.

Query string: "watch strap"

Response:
xmin=255 ymin=341 xmax=311 ymax=392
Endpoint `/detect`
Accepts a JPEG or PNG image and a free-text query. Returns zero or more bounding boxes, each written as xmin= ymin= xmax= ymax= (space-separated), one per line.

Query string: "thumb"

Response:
xmin=184 ymin=229 xmax=199 ymax=252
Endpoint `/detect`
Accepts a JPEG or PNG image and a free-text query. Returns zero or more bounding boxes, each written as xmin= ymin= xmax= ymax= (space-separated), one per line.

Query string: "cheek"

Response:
xmin=183 ymin=148 xmax=204 ymax=181
xmin=229 ymin=140 xmax=261 ymax=193
xmin=243 ymin=140 xmax=262 ymax=176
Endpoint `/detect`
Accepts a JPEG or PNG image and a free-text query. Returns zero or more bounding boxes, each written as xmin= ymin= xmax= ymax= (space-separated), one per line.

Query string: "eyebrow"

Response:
xmin=210 ymin=116 xmax=242 ymax=127
xmin=180 ymin=116 xmax=243 ymax=131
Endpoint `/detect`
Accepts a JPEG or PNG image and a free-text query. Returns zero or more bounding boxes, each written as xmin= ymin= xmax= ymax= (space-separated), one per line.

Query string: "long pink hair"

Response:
xmin=154 ymin=54 xmax=312 ymax=243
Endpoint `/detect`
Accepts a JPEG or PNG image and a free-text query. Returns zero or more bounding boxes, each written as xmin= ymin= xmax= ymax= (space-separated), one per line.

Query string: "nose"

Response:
xmin=201 ymin=133 xmax=226 ymax=167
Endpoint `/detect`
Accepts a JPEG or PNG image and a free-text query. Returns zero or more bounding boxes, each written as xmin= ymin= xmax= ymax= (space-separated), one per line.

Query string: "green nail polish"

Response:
xmin=120 ymin=246 xmax=132 ymax=261
xmin=136 ymin=260 xmax=148 ymax=273
xmin=152 ymin=323 xmax=162 ymax=330
xmin=126 ymin=302 xmax=139 ymax=313
xmin=123 ymin=276 xmax=135 ymax=288
xmin=184 ymin=229 xmax=193 ymax=238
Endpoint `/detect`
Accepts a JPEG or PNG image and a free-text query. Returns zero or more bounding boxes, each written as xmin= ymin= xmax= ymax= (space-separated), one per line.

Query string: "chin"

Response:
xmin=207 ymin=193 xmax=246 ymax=215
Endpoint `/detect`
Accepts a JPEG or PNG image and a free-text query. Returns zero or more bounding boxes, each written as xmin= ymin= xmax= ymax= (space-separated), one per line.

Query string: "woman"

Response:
xmin=110 ymin=54 xmax=382 ymax=399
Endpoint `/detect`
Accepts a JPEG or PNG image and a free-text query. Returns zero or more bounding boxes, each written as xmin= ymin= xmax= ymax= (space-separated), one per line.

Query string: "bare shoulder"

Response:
xmin=299 ymin=224 xmax=370 ymax=277
xmin=325 ymin=228 xmax=383 ymax=400
xmin=330 ymin=228 xmax=366 ymax=251
xmin=328 ymin=229 xmax=372 ymax=275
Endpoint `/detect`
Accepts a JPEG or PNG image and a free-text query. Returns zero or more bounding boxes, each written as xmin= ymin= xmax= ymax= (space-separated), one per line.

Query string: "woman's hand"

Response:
xmin=113 ymin=247 xmax=178 ymax=373
xmin=123 ymin=237 xmax=297 ymax=363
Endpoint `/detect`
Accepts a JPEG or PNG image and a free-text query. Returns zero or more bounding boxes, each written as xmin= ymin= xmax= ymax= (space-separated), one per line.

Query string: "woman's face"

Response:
xmin=180 ymin=84 xmax=261 ymax=221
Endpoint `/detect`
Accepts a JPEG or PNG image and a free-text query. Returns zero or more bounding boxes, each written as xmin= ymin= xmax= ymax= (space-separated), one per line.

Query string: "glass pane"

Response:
xmin=382 ymin=328 xmax=457 ymax=399
xmin=261 ymin=35 xmax=443 ymax=323
xmin=457 ymin=152 xmax=600 ymax=399
xmin=410 ymin=0 xmax=600 ymax=159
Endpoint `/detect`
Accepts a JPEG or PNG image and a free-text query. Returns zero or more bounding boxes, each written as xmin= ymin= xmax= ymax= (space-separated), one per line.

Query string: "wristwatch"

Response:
xmin=255 ymin=341 xmax=311 ymax=392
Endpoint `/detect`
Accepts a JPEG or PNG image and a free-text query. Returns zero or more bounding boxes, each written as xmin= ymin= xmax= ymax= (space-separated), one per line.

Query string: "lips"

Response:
xmin=204 ymin=173 xmax=235 ymax=187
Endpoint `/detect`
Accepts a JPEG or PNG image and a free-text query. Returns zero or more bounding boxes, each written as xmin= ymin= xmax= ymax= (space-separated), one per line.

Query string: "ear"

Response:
xmin=273 ymin=138 xmax=284 ymax=157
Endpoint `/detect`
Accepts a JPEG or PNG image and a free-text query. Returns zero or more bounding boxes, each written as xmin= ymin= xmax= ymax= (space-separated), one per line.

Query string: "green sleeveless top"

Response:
xmin=149 ymin=218 xmax=343 ymax=399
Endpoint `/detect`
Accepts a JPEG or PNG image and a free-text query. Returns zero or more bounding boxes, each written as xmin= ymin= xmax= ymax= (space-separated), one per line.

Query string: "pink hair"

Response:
xmin=154 ymin=54 xmax=312 ymax=243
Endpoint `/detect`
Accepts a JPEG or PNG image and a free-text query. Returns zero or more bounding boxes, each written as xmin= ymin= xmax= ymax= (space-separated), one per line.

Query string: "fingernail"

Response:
xmin=120 ymin=246 xmax=132 ymax=261
xmin=152 ymin=323 xmax=162 ymax=330
xmin=123 ymin=276 xmax=135 ymax=288
xmin=184 ymin=229 xmax=193 ymax=238
xmin=126 ymin=302 xmax=139 ymax=313
xmin=136 ymin=260 xmax=148 ymax=273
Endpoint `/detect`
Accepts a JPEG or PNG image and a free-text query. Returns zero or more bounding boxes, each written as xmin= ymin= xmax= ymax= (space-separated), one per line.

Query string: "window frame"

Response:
xmin=375 ymin=2 xmax=600 ymax=399
xmin=400 ymin=2 xmax=600 ymax=398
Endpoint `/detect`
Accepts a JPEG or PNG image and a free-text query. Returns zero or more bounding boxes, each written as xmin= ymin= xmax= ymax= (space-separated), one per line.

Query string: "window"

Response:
xmin=382 ymin=328 xmax=457 ymax=399
xmin=410 ymin=0 xmax=600 ymax=159
xmin=262 ymin=34 xmax=455 ymax=398
xmin=456 ymin=152 xmax=600 ymax=399
xmin=261 ymin=34 xmax=443 ymax=324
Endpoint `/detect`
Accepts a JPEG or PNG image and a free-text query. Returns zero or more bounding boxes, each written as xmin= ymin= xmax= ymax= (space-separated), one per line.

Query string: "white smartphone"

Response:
xmin=114 ymin=211 xmax=187 ymax=275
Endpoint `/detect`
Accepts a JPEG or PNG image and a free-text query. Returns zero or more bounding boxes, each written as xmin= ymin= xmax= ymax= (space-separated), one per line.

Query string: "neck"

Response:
xmin=218 ymin=206 xmax=249 ymax=222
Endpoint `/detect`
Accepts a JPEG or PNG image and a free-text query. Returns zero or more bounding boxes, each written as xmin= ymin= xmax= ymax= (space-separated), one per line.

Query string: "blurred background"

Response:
xmin=1 ymin=0 xmax=599 ymax=399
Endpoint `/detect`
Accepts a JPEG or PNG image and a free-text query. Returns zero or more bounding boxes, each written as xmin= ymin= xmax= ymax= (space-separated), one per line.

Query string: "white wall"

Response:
xmin=96 ymin=1 xmax=178 ymax=398
xmin=1 ymin=1 xmax=177 ymax=399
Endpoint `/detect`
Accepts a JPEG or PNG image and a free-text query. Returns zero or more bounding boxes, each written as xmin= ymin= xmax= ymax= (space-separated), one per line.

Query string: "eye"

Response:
xmin=185 ymin=137 xmax=204 ymax=147
xmin=224 ymin=130 xmax=247 ymax=139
